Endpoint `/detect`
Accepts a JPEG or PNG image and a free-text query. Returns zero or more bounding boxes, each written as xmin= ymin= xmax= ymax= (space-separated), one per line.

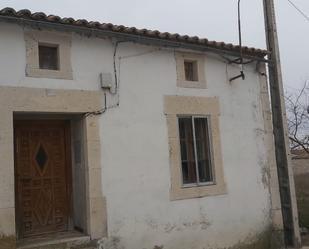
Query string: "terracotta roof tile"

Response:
xmin=46 ymin=15 xmax=61 ymax=22
xmin=0 ymin=7 xmax=268 ymax=57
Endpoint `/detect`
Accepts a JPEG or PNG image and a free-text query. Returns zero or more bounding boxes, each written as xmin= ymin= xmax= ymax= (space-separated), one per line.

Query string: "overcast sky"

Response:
xmin=0 ymin=0 xmax=308 ymax=91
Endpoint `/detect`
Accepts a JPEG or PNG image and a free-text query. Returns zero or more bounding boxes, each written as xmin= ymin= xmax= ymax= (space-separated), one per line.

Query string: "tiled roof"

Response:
xmin=0 ymin=7 xmax=268 ymax=58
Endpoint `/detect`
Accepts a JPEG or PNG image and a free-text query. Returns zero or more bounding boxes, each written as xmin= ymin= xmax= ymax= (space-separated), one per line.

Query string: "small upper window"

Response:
xmin=178 ymin=116 xmax=213 ymax=186
xmin=184 ymin=60 xmax=198 ymax=81
xmin=39 ymin=44 xmax=59 ymax=70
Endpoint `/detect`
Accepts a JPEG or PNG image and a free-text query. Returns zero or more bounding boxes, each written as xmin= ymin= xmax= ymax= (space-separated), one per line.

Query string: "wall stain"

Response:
xmin=145 ymin=218 xmax=159 ymax=230
xmin=261 ymin=165 xmax=271 ymax=189
xmin=210 ymin=227 xmax=284 ymax=249
xmin=163 ymin=223 xmax=176 ymax=233
xmin=153 ymin=245 xmax=163 ymax=249
xmin=255 ymin=128 xmax=271 ymax=190
xmin=95 ymin=226 xmax=284 ymax=249
xmin=98 ymin=236 xmax=124 ymax=249
xmin=162 ymin=219 xmax=211 ymax=234
xmin=110 ymin=219 xmax=125 ymax=234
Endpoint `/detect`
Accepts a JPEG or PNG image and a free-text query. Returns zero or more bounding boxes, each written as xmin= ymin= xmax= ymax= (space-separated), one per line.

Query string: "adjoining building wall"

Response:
xmin=292 ymin=156 xmax=309 ymax=230
xmin=293 ymin=158 xmax=309 ymax=176
xmin=0 ymin=22 xmax=282 ymax=249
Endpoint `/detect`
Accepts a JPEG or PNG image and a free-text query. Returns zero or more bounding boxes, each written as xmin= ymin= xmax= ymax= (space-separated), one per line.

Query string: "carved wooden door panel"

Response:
xmin=14 ymin=120 xmax=72 ymax=238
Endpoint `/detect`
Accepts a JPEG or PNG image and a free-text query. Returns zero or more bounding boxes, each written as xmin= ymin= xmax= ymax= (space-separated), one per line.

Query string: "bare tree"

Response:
xmin=285 ymin=81 xmax=309 ymax=154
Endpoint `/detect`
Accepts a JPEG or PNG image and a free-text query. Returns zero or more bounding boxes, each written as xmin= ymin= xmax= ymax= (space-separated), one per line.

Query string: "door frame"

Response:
xmin=14 ymin=119 xmax=73 ymax=239
xmin=0 ymin=85 xmax=107 ymax=243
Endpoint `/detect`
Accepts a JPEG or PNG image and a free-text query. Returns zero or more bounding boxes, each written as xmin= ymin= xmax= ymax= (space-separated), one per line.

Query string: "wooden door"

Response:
xmin=14 ymin=120 xmax=72 ymax=238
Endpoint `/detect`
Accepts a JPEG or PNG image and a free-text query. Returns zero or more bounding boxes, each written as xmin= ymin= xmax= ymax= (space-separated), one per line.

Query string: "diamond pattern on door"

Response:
xmin=35 ymin=144 xmax=48 ymax=172
xmin=34 ymin=189 xmax=52 ymax=226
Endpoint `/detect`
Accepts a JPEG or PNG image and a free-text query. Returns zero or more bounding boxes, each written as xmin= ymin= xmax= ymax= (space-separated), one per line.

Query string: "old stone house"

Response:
xmin=0 ymin=7 xmax=297 ymax=249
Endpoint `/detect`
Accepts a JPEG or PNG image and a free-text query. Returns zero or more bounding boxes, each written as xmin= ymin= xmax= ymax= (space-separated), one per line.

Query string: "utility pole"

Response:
xmin=262 ymin=0 xmax=301 ymax=248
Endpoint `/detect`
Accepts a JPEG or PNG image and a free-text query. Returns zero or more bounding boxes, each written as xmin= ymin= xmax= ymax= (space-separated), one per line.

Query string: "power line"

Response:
xmin=287 ymin=0 xmax=309 ymax=22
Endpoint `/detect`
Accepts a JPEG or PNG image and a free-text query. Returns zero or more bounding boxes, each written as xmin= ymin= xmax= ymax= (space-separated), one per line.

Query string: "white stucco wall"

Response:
xmin=0 ymin=22 xmax=273 ymax=249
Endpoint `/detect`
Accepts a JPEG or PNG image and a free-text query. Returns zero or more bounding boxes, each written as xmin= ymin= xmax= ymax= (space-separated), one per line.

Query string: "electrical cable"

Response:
xmin=84 ymin=92 xmax=107 ymax=117
xmin=229 ymin=0 xmax=245 ymax=82
xmin=85 ymin=44 xmax=162 ymax=116
xmin=238 ymin=0 xmax=243 ymax=66
xmin=110 ymin=40 xmax=124 ymax=96
xmin=287 ymin=0 xmax=309 ymax=22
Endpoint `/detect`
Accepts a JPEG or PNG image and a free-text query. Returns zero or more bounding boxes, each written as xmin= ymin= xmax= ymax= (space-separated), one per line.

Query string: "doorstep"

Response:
xmin=17 ymin=231 xmax=92 ymax=249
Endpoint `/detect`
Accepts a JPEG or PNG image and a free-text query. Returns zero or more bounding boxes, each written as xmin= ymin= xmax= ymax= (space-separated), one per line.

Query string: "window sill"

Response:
xmin=177 ymin=80 xmax=207 ymax=89
xmin=182 ymin=182 xmax=215 ymax=188
xmin=170 ymin=182 xmax=227 ymax=201
xmin=26 ymin=67 xmax=73 ymax=80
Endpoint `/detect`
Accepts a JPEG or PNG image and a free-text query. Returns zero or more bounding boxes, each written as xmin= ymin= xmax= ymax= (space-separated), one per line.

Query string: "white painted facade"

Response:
xmin=0 ymin=22 xmax=279 ymax=249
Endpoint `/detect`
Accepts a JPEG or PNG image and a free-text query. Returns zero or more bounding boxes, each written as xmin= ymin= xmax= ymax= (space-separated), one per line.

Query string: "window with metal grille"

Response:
xmin=39 ymin=44 xmax=59 ymax=70
xmin=184 ymin=60 xmax=198 ymax=81
xmin=178 ymin=116 xmax=213 ymax=186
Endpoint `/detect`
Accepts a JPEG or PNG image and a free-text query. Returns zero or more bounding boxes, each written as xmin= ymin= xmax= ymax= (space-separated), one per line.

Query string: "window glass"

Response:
xmin=184 ymin=60 xmax=198 ymax=81
xmin=178 ymin=116 xmax=213 ymax=185
xmin=39 ymin=45 xmax=59 ymax=70
xmin=178 ymin=117 xmax=197 ymax=184
xmin=194 ymin=118 xmax=213 ymax=182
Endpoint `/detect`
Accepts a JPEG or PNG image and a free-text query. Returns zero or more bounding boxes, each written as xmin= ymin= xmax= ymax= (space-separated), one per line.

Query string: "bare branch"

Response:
xmin=285 ymin=81 xmax=309 ymax=156
xmin=289 ymin=136 xmax=309 ymax=155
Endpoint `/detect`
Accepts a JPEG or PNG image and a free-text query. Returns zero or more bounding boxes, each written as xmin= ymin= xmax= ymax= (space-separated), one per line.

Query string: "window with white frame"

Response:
xmin=164 ymin=95 xmax=226 ymax=200
xmin=178 ymin=116 xmax=214 ymax=186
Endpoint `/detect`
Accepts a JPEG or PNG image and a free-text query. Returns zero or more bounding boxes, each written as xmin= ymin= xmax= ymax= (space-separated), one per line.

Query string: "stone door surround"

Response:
xmin=0 ymin=86 xmax=107 ymax=248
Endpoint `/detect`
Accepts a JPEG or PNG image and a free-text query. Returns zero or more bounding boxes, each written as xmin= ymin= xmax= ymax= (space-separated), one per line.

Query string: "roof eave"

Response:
xmin=0 ymin=14 xmax=269 ymax=62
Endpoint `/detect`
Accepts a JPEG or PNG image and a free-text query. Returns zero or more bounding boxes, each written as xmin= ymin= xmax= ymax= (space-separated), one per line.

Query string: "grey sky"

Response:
xmin=0 ymin=0 xmax=308 ymax=91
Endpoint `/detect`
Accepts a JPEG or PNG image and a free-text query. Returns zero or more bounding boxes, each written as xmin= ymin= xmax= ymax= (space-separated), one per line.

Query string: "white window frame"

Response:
xmin=178 ymin=115 xmax=215 ymax=188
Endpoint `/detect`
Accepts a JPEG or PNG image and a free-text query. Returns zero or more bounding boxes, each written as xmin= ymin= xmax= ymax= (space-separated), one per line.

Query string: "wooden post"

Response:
xmin=263 ymin=0 xmax=301 ymax=247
